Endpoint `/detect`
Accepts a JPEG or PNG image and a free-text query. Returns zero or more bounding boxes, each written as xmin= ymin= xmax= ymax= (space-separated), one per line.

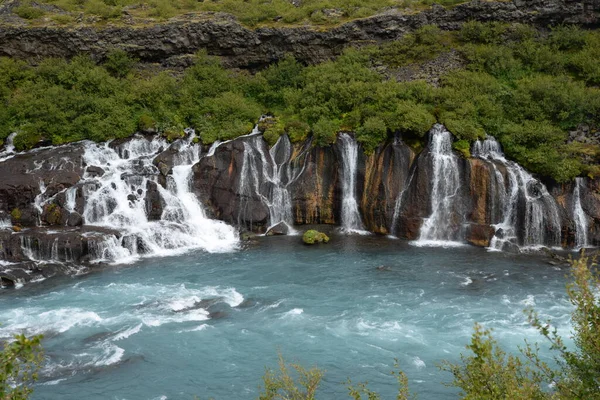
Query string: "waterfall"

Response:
xmin=0 ymin=132 xmax=17 ymax=162
xmin=338 ymin=133 xmax=367 ymax=234
xmin=573 ymin=177 xmax=589 ymax=250
xmin=473 ymin=137 xmax=561 ymax=251
xmin=416 ymin=125 xmax=464 ymax=246
xmin=237 ymin=134 xmax=298 ymax=234
xmin=80 ymin=134 xmax=239 ymax=263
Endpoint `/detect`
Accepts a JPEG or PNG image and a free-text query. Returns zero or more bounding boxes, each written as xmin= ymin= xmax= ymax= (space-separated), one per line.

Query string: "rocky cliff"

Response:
xmin=0 ymin=0 xmax=598 ymax=69
xmin=1 ymin=128 xmax=599 ymax=286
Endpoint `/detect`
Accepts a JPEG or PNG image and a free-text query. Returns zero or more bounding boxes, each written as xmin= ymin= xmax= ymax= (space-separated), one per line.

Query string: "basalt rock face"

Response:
xmin=194 ymin=130 xmax=600 ymax=250
xmin=0 ymin=0 xmax=598 ymax=69
xmin=0 ymin=144 xmax=86 ymax=227
xmin=192 ymin=136 xmax=271 ymax=231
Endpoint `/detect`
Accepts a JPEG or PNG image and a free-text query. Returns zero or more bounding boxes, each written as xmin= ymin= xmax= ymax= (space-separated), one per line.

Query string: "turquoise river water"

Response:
xmin=0 ymin=235 xmax=573 ymax=399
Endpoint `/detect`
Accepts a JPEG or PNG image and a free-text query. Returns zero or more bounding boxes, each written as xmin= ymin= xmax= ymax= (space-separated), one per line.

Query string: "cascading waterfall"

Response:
xmin=338 ymin=133 xmax=367 ymax=234
xmin=573 ymin=177 xmax=589 ymax=250
xmin=0 ymin=132 xmax=17 ymax=162
xmin=81 ymin=134 xmax=238 ymax=263
xmin=416 ymin=125 xmax=464 ymax=246
xmin=473 ymin=137 xmax=562 ymax=251
xmin=238 ymin=134 xmax=299 ymax=234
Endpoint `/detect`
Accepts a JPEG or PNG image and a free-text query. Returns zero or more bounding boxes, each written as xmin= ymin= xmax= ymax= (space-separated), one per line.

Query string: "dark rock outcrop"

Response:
xmin=0 ymin=143 xmax=85 ymax=227
xmin=0 ymin=1 xmax=597 ymax=69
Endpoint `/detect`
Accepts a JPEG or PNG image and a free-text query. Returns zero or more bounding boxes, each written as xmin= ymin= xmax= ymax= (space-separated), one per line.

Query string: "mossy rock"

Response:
xmin=10 ymin=208 xmax=22 ymax=222
xmin=302 ymin=230 xmax=330 ymax=245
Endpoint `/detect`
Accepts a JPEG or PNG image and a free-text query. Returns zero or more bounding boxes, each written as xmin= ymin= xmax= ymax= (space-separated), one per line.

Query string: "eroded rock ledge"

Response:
xmin=0 ymin=0 xmax=598 ymax=69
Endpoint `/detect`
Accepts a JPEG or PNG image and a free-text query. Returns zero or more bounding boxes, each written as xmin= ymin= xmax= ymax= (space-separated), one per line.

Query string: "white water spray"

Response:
xmin=573 ymin=177 xmax=589 ymax=250
xmin=81 ymin=134 xmax=239 ymax=263
xmin=473 ymin=137 xmax=561 ymax=251
xmin=238 ymin=134 xmax=301 ymax=234
xmin=338 ymin=133 xmax=367 ymax=234
xmin=416 ymin=125 xmax=464 ymax=246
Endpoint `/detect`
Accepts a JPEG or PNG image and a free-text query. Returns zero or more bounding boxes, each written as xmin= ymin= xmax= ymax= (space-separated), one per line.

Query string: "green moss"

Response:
xmin=452 ymin=139 xmax=471 ymax=158
xmin=302 ymin=230 xmax=330 ymax=245
xmin=44 ymin=203 xmax=62 ymax=225
xmin=10 ymin=208 xmax=22 ymax=222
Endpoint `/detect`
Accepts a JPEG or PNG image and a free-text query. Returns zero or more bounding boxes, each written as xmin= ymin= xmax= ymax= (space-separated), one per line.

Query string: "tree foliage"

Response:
xmin=0 ymin=334 xmax=44 ymax=400
xmin=0 ymin=23 xmax=599 ymax=182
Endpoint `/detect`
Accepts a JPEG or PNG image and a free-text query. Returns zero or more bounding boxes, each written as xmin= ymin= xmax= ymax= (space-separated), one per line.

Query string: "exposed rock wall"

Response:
xmin=0 ymin=0 xmax=598 ymax=69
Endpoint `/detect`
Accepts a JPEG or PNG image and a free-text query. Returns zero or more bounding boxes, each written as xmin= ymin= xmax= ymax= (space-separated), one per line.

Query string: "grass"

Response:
xmin=2 ymin=0 xmax=467 ymax=27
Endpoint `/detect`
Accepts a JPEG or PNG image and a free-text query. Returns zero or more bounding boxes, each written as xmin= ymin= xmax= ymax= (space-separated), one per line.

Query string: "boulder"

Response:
xmin=302 ymin=229 xmax=329 ymax=244
xmin=265 ymin=222 xmax=290 ymax=236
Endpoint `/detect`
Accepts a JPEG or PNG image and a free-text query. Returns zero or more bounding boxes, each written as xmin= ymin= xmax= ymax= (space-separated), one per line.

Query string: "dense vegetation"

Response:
xmin=6 ymin=0 xmax=465 ymax=27
xmin=258 ymin=255 xmax=600 ymax=399
xmin=0 ymin=22 xmax=599 ymax=182
xmin=0 ymin=333 xmax=43 ymax=399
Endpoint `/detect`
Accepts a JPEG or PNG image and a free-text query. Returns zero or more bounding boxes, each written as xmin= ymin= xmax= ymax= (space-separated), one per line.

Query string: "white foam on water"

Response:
xmin=412 ymin=356 xmax=426 ymax=370
xmin=281 ymin=308 xmax=304 ymax=319
xmin=460 ymin=277 xmax=473 ymax=286
xmin=178 ymin=324 xmax=213 ymax=333
xmin=410 ymin=240 xmax=467 ymax=248
xmin=112 ymin=323 xmax=143 ymax=341
xmin=40 ymin=378 xmax=68 ymax=386
xmin=0 ymin=307 xmax=103 ymax=338
xmin=142 ymin=309 xmax=210 ymax=327
xmin=93 ymin=342 xmax=125 ymax=367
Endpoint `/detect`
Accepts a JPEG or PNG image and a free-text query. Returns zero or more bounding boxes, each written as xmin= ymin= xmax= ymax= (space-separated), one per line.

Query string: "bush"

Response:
xmin=356 ymin=116 xmax=387 ymax=153
xmin=0 ymin=334 xmax=44 ymax=400
xmin=258 ymin=353 xmax=323 ymax=400
xmin=14 ymin=5 xmax=45 ymax=20
xmin=311 ymin=118 xmax=339 ymax=147
xmin=103 ymin=49 xmax=138 ymax=78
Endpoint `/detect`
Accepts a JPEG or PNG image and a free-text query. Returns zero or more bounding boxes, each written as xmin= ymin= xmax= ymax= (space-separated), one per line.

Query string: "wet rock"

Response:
xmin=265 ymin=222 xmax=289 ymax=236
xmin=66 ymin=212 xmax=83 ymax=227
xmin=290 ymin=143 xmax=338 ymax=226
xmin=193 ymin=137 xmax=270 ymax=232
xmin=86 ymin=166 xmax=105 ymax=178
xmin=0 ymin=143 xmax=85 ymax=227
xmin=145 ymin=181 xmax=164 ymax=221
xmin=466 ymin=223 xmax=495 ymax=247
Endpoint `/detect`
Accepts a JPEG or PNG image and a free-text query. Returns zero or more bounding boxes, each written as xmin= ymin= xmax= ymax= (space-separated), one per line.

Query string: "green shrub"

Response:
xmin=0 ymin=334 xmax=44 ymax=400
xmin=14 ymin=5 xmax=45 ymax=20
xmin=104 ymin=49 xmax=138 ymax=78
xmin=263 ymin=118 xmax=286 ymax=146
xmin=311 ymin=118 xmax=339 ymax=147
xmin=458 ymin=21 xmax=509 ymax=45
xmin=285 ymin=119 xmax=310 ymax=143
xmin=452 ymin=139 xmax=471 ymax=158
xmin=383 ymin=101 xmax=436 ymax=137
xmin=549 ymin=24 xmax=588 ymax=51
xmin=356 ymin=116 xmax=387 ymax=153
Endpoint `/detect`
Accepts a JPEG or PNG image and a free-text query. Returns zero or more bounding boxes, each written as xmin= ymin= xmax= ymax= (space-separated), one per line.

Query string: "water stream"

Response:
xmin=472 ymin=137 xmax=562 ymax=251
xmin=573 ymin=177 xmax=589 ymax=250
xmin=416 ymin=125 xmax=464 ymax=246
xmin=338 ymin=133 xmax=367 ymax=234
